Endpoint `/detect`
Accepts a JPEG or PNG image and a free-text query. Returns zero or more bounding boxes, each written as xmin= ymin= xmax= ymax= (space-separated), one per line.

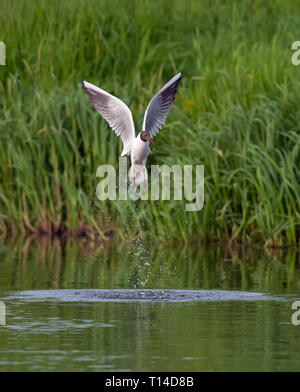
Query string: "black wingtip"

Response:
xmin=175 ymin=72 xmax=183 ymax=83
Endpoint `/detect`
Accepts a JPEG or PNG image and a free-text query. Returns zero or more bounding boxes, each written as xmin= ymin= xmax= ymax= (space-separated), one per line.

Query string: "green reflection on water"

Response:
xmin=0 ymin=238 xmax=300 ymax=371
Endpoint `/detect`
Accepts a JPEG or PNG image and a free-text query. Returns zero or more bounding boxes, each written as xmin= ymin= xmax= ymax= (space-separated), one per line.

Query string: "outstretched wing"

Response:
xmin=82 ymin=81 xmax=135 ymax=156
xmin=142 ymin=72 xmax=182 ymax=139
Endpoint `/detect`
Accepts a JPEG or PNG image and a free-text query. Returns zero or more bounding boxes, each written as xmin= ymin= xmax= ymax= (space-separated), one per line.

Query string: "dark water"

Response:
xmin=0 ymin=237 xmax=300 ymax=371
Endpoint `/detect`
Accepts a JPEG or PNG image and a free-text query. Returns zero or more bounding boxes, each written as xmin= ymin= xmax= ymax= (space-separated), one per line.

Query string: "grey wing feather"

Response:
xmin=142 ymin=72 xmax=182 ymax=139
xmin=82 ymin=81 xmax=135 ymax=156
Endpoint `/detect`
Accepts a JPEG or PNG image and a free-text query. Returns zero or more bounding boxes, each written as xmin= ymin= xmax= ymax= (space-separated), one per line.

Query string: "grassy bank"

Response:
xmin=0 ymin=0 xmax=299 ymax=246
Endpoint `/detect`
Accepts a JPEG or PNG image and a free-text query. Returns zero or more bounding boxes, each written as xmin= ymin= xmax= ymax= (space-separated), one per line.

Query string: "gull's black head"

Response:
xmin=140 ymin=131 xmax=153 ymax=144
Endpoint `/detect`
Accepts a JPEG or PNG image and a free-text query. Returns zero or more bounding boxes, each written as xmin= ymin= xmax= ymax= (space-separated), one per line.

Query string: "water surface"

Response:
xmin=0 ymin=238 xmax=299 ymax=371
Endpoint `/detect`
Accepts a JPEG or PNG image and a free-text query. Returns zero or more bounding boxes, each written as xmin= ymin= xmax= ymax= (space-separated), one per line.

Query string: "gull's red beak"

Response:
xmin=145 ymin=136 xmax=154 ymax=144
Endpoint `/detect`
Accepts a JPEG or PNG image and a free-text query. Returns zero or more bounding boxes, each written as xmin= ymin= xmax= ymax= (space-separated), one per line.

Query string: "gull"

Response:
xmin=82 ymin=72 xmax=182 ymax=186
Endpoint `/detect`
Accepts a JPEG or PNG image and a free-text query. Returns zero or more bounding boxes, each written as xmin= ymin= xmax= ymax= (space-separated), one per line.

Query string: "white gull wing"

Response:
xmin=82 ymin=81 xmax=135 ymax=156
xmin=142 ymin=72 xmax=182 ymax=139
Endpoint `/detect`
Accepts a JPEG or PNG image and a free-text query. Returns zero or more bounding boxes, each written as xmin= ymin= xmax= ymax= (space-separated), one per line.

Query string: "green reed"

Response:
xmin=0 ymin=0 xmax=299 ymax=245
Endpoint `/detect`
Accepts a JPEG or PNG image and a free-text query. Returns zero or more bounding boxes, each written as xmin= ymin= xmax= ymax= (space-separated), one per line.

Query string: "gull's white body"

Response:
xmin=82 ymin=72 xmax=182 ymax=184
xmin=130 ymin=132 xmax=151 ymax=165
xmin=129 ymin=132 xmax=152 ymax=183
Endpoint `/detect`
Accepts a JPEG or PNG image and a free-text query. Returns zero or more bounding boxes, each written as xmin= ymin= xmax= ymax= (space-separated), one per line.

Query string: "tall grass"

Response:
xmin=0 ymin=0 xmax=299 ymax=246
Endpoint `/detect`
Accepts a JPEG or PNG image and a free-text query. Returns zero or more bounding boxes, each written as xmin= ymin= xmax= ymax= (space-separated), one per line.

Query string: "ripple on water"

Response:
xmin=3 ymin=289 xmax=284 ymax=303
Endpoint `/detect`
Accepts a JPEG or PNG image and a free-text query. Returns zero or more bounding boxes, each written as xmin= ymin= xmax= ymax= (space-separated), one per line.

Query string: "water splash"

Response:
xmin=4 ymin=289 xmax=284 ymax=303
